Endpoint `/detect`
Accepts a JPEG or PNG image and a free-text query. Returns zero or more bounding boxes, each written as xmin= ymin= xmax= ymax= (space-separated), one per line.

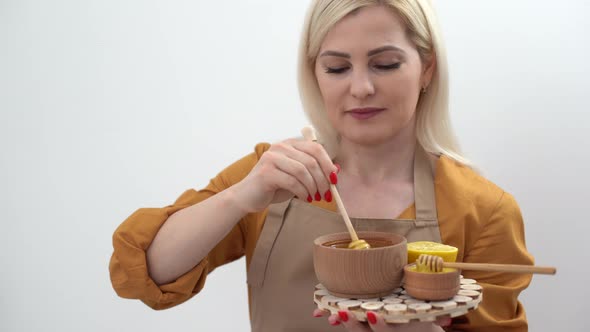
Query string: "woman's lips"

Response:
xmin=347 ymin=108 xmax=386 ymax=120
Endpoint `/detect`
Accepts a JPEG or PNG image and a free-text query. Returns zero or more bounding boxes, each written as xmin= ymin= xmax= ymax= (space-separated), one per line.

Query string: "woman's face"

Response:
xmin=315 ymin=5 xmax=433 ymax=146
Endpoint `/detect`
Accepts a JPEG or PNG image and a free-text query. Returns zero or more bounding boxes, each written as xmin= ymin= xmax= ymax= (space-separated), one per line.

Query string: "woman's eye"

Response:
xmin=325 ymin=66 xmax=349 ymax=74
xmin=374 ymin=63 xmax=401 ymax=70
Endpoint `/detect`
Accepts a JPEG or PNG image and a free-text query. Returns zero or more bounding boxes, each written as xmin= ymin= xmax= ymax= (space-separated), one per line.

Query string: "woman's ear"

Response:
xmin=421 ymin=55 xmax=436 ymax=88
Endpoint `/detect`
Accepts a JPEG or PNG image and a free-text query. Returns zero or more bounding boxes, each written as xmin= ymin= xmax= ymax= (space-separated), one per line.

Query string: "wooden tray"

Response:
xmin=314 ymin=277 xmax=482 ymax=324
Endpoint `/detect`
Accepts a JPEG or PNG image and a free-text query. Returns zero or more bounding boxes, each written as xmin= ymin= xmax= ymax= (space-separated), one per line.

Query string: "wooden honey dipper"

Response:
xmin=301 ymin=126 xmax=370 ymax=250
xmin=416 ymin=254 xmax=557 ymax=275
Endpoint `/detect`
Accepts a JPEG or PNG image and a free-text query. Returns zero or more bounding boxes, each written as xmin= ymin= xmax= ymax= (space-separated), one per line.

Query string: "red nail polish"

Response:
xmin=324 ymin=190 xmax=332 ymax=202
xmin=307 ymin=195 xmax=313 ymax=203
xmin=329 ymin=320 xmax=341 ymax=326
xmin=338 ymin=311 xmax=348 ymax=322
xmin=329 ymin=172 xmax=338 ymax=185
xmin=314 ymin=191 xmax=321 ymax=201
xmin=367 ymin=311 xmax=377 ymax=325
xmin=313 ymin=312 xmax=322 ymax=318
xmin=335 ymin=163 xmax=341 ymax=173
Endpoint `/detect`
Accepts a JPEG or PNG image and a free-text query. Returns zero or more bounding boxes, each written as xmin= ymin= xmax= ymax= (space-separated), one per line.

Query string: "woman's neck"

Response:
xmin=335 ymin=125 xmax=416 ymax=186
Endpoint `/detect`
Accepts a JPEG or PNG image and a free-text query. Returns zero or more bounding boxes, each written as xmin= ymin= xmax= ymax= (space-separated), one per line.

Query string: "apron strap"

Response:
xmin=414 ymin=144 xmax=437 ymax=222
xmin=246 ymin=199 xmax=291 ymax=288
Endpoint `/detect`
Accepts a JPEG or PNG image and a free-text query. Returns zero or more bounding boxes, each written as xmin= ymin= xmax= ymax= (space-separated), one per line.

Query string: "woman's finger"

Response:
xmin=261 ymin=164 xmax=311 ymax=202
xmin=312 ymin=308 xmax=328 ymax=317
xmin=328 ymin=313 xmax=342 ymax=326
xmin=261 ymin=150 xmax=315 ymax=198
xmin=435 ymin=316 xmax=452 ymax=327
xmin=276 ymin=142 xmax=332 ymax=201
xmin=365 ymin=311 xmax=414 ymax=331
xmin=338 ymin=310 xmax=372 ymax=332
xmin=366 ymin=311 xmax=386 ymax=331
xmin=291 ymin=140 xmax=338 ymax=180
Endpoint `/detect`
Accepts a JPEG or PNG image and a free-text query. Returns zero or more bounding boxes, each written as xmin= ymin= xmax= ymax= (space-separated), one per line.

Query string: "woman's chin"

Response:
xmin=337 ymin=119 xmax=415 ymax=147
xmin=341 ymin=131 xmax=398 ymax=147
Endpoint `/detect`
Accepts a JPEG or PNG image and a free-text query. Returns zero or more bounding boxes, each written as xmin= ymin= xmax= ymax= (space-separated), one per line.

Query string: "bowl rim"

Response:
xmin=314 ymin=231 xmax=407 ymax=251
xmin=404 ymin=263 xmax=461 ymax=275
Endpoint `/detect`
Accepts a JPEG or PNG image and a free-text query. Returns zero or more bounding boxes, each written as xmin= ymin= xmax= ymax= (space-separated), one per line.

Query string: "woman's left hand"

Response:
xmin=313 ymin=308 xmax=451 ymax=331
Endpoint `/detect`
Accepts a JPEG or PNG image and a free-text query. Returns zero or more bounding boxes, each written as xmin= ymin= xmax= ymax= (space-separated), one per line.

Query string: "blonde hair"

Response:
xmin=297 ymin=0 xmax=472 ymax=167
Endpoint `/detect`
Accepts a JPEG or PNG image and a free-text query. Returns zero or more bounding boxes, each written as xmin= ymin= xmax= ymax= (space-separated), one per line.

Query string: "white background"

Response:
xmin=1 ymin=0 xmax=588 ymax=331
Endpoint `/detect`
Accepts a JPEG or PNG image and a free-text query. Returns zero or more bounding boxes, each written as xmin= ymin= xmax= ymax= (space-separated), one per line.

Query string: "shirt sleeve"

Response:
xmin=452 ymin=192 xmax=534 ymax=331
xmin=109 ymin=143 xmax=270 ymax=310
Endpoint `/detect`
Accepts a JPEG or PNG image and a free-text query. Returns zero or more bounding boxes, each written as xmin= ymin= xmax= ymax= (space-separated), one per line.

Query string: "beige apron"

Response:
xmin=247 ymin=146 xmax=442 ymax=331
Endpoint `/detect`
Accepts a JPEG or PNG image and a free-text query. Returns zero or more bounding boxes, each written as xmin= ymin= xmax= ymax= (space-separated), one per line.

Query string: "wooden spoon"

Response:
xmin=301 ymin=126 xmax=370 ymax=250
xmin=416 ymin=254 xmax=557 ymax=275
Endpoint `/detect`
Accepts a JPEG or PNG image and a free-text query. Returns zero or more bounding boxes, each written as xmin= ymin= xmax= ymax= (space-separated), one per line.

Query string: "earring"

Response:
xmin=421 ymin=86 xmax=428 ymax=94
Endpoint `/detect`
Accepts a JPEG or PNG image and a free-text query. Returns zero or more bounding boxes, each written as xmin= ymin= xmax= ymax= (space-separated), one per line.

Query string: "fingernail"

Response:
xmin=335 ymin=163 xmax=341 ymax=173
xmin=367 ymin=311 xmax=377 ymax=325
xmin=307 ymin=195 xmax=313 ymax=203
xmin=329 ymin=171 xmax=338 ymax=185
xmin=324 ymin=190 xmax=332 ymax=202
xmin=313 ymin=312 xmax=322 ymax=318
xmin=329 ymin=320 xmax=341 ymax=326
xmin=338 ymin=311 xmax=348 ymax=322
xmin=314 ymin=191 xmax=321 ymax=201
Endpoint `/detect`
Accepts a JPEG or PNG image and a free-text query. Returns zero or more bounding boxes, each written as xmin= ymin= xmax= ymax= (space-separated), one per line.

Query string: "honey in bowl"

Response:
xmin=323 ymin=238 xmax=394 ymax=249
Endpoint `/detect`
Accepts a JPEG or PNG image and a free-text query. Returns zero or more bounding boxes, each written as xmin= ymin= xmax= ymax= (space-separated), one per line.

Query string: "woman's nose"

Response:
xmin=349 ymin=70 xmax=375 ymax=99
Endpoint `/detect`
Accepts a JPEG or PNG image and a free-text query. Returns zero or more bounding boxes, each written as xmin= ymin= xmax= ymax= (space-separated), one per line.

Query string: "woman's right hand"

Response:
xmin=230 ymin=138 xmax=338 ymax=213
xmin=313 ymin=309 xmax=450 ymax=331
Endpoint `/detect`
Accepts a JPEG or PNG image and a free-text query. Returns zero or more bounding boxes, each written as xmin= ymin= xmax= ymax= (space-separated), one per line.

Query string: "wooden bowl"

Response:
xmin=403 ymin=264 xmax=460 ymax=301
xmin=313 ymin=231 xmax=407 ymax=299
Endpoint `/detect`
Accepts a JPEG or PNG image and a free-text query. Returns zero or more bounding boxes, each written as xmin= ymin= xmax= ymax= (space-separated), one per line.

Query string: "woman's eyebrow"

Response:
xmin=319 ymin=45 xmax=406 ymax=58
xmin=319 ymin=50 xmax=350 ymax=59
xmin=367 ymin=45 xmax=405 ymax=56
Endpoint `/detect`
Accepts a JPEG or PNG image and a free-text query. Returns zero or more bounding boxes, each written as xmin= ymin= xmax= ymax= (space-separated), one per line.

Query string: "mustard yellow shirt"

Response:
xmin=109 ymin=143 xmax=534 ymax=331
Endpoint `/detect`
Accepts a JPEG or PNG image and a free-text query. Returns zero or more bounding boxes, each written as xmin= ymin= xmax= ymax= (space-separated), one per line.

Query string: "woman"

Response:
xmin=109 ymin=0 xmax=534 ymax=331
